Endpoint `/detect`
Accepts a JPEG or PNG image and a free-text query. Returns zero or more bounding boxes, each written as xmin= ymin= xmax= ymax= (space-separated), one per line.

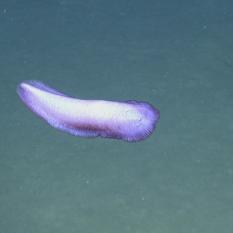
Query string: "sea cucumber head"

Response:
xmin=116 ymin=101 xmax=160 ymax=142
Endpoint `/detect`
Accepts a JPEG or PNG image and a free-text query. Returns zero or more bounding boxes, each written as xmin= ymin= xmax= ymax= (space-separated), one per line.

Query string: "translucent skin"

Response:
xmin=17 ymin=81 xmax=160 ymax=142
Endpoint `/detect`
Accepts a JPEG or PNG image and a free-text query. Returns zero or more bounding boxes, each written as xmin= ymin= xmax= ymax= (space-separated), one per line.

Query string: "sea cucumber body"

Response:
xmin=17 ymin=81 xmax=160 ymax=142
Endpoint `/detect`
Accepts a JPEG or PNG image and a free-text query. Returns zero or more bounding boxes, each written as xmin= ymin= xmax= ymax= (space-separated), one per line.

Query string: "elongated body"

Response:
xmin=17 ymin=81 xmax=160 ymax=142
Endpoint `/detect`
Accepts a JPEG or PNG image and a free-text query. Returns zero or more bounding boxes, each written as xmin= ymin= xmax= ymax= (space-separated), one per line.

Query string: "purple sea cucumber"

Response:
xmin=17 ymin=81 xmax=160 ymax=142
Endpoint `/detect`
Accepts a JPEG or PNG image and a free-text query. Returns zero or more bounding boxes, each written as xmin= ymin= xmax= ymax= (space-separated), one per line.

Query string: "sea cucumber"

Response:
xmin=17 ymin=80 xmax=160 ymax=142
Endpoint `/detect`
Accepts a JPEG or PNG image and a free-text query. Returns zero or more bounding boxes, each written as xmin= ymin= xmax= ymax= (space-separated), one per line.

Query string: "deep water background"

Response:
xmin=0 ymin=0 xmax=233 ymax=232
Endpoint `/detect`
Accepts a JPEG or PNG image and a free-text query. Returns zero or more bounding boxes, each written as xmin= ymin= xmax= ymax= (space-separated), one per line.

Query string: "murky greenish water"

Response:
xmin=0 ymin=1 xmax=233 ymax=233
